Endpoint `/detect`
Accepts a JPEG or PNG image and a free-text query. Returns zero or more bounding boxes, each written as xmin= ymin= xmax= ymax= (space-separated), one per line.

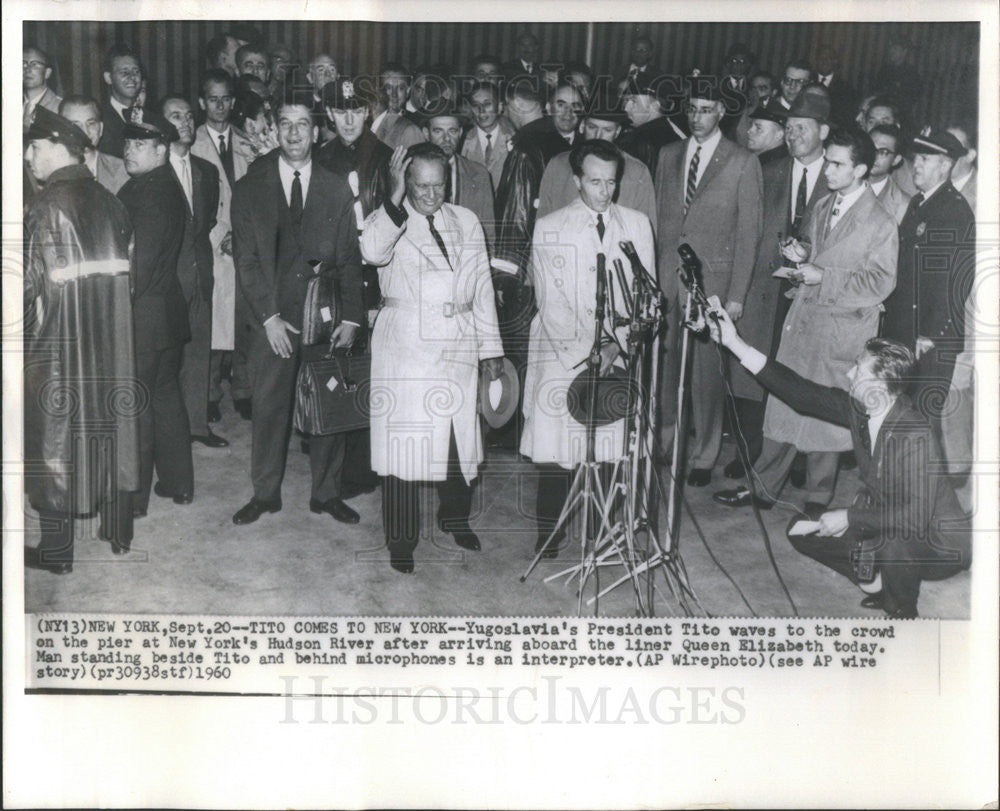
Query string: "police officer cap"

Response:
xmin=685 ymin=72 xmax=724 ymax=103
xmin=122 ymin=112 xmax=179 ymax=144
xmin=749 ymin=100 xmax=786 ymax=126
xmin=25 ymin=106 xmax=93 ymax=150
xmin=911 ymin=126 xmax=967 ymax=160
xmin=322 ymin=77 xmax=371 ymax=111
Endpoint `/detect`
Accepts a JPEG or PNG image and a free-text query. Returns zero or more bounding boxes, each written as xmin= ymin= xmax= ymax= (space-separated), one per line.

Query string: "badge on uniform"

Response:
xmin=916 ymin=222 xmax=927 ymax=236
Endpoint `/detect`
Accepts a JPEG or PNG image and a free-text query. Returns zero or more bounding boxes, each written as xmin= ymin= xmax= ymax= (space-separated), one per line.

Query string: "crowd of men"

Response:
xmin=22 ymin=28 xmax=977 ymax=616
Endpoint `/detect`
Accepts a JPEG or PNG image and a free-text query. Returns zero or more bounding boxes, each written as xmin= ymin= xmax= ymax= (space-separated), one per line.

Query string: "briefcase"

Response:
xmin=294 ymin=342 xmax=371 ymax=435
xmin=301 ymin=265 xmax=341 ymax=346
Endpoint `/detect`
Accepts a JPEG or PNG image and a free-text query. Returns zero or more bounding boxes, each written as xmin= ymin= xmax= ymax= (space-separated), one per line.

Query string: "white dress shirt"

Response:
xmin=168 ymin=151 xmax=193 ymax=208
xmin=868 ymin=176 xmax=889 ymax=197
xmin=277 ymin=155 xmax=312 ymax=206
xmin=684 ymin=127 xmax=722 ymax=188
xmin=827 ymin=183 xmax=866 ymax=231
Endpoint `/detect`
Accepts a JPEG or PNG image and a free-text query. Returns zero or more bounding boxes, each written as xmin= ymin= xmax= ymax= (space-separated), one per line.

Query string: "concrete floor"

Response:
xmin=24 ymin=397 xmax=971 ymax=618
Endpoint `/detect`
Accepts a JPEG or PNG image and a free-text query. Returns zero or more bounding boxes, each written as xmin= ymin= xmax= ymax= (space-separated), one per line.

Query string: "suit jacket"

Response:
xmin=453 ymin=154 xmax=496 ymax=250
xmin=732 ymin=155 xmax=829 ymax=399
xmin=98 ymin=98 xmax=132 ymax=159
xmin=763 ymin=188 xmax=899 ymax=451
xmin=117 ymin=162 xmax=190 ymax=352
xmin=882 ymin=182 xmax=975 ymax=349
xmin=373 ymin=110 xmax=425 ymax=150
xmin=90 ymin=151 xmax=130 ymax=195
xmin=170 ymin=154 xmax=220 ymax=302
xmin=23 ymin=87 xmax=63 ymax=128
xmin=874 ymin=174 xmax=912 ymax=224
xmin=755 ymin=358 xmax=968 ymax=561
xmin=536 ymin=149 xmax=657 ymax=232
xmin=823 ymin=75 xmax=859 ymax=127
xmin=231 ymin=151 xmax=363 ymax=331
xmin=512 ymin=116 xmax=574 ymax=165
xmin=955 ymin=168 xmax=977 ymax=214
xmin=503 ymin=59 xmax=542 ymax=81
xmin=461 ymin=118 xmax=516 ymax=191
xmin=654 ymin=134 xmax=763 ymax=308
xmin=617 ymin=115 xmax=687 ymax=178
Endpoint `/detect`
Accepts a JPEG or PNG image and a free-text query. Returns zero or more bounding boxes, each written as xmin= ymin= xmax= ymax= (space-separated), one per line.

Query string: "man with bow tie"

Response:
xmin=716 ymin=127 xmax=898 ymax=517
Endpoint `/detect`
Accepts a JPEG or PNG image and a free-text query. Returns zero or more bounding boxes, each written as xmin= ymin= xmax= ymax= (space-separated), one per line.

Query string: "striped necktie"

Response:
xmin=685 ymin=145 xmax=701 ymax=214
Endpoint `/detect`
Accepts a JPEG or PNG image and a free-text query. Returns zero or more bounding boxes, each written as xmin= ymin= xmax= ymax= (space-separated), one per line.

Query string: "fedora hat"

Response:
xmin=479 ymin=357 xmax=520 ymax=430
xmin=776 ymin=93 xmax=831 ymax=122
xmin=567 ymin=366 xmax=637 ymax=428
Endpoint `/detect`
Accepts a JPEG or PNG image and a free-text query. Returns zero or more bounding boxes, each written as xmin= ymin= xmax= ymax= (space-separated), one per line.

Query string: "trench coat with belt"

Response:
xmin=361 ymin=200 xmax=504 ymax=484
xmin=763 ymin=187 xmax=898 ymax=451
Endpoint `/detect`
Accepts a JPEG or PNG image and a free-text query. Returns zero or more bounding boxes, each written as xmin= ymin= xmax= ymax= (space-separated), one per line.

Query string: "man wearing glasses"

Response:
xmin=23 ymin=46 xmax=62 ymax=130
xmin=776 ymin=59 xmax=813 ymax=111
xmin=867 ymin=123 xmax=911 ymax=223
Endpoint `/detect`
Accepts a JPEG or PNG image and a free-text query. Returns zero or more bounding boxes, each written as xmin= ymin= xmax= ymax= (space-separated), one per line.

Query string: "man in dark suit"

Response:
xmin=99 ymin=43 xmax=145 ymax=159
xmin=117 ymin=114 xmax=194 ymax=515
xmin=881 ymin=127 xmax=976 ymax=449
xmin=708 ymin=306 xmax=969 ymax=618
xmin=721 ymin=94 xmax=830 ymax=479
xmin=59 ymin=95 xmax=131 ymax=194
xmin=161 ymin=94 xmax=228 ymax=452
xmin=654 ymin=78 xmax=762 ymax=486
xmin=231 ymin=93 xmax=364 ymax=526
xmin=616 ymin=35 xmax=662 ymax=99
xmin=813 ymin=44 xmax=859 ymax=127
xmin=617 ymin=72 xmax=687 ymax=178
xmin=316 ymin=76 xmax=393 ymax=501
xmin=503 ymin=32 xmax=542 ymax=82
xmin=419 ymin=102 xmax=496 ymax=250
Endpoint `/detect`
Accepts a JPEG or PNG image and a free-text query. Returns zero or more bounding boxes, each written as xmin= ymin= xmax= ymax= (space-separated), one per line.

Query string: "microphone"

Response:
xmin=676 ymin=243 xmax=720 ymax=323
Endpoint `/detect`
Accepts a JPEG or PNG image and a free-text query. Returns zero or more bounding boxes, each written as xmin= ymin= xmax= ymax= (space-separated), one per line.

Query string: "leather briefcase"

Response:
xmin=294 ymin=341 xmax=371 ymax=435
xmin=301 ymin=265 xmax=341 ymax=346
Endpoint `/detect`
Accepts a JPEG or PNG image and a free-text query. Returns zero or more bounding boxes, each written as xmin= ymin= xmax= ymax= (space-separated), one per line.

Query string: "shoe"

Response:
xmin=686 ymin=468 xmax=712 ymax=487
xmin=154 ymin=481 xmax=194 ymax=504
xmin=712 ymin=488 xmax=774 ymax=510
xmin=886 ymin=606 xmax=918 ymax=619
xmin=207 ymin=401 xmax=222 ymax=423
xmin=723 ymin=458 xmax=746 ymax=479
xmin=310 ymin=497 xmax=360 ymax=524
xmin=111 ymin=540 xmax=131 ymax=556
xmin=860 ymin=592 xmax=884 ymax=610
xmin=437 ymin=517 xmax=481 ymax=551
xmin=802 ymin=501 xmax=827 ymax=521
xmin=24 ymin=546 xmax=72 ymax=575
xmin=389 ymin=546 xmax=415 ymax=574
xmin=191 ymin=430 xmax=229 ymax=448
xmin=534 ymin=537 xmax=560 ymax=559
xmin=789 ymin=467 xmax=806 ymax=489
xmin=234 ymin=398 xmax=252 ymax=420
xmin=341 ymin=480 xmax=378 ymax=500
xmin=233 ymin=497 xmax=282 ymax=524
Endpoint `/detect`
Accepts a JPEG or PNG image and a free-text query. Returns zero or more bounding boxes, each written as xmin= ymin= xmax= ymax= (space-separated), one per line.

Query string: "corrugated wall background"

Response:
xmin=24 ymin=20 xmax=978 ymax=126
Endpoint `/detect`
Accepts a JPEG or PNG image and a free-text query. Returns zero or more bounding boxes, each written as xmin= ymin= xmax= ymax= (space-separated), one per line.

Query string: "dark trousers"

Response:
xmin=382 ymin=428 xmax=470 ymax=554
xmin=248 ymin=327 xmax=344 ymax=502
xmin=914 ymin=347 xmax=957 ymax=450
xmin=135 ymin=345 xmax=194 ymax=511
xmin=535 ymin=463 xmax=574 ymax=547
xmin=343 ymin=429 xmax=378 ymax=490
xmin=180 ymin=291 xmax=212 ymax=436
xmin=788 ymin=525 xmax=966 ymax=615
xmin=752 ymin=438 xmax=839 ymax=506
xmin=728 ymin=395 xmax=766 ymax=463
xmin=37 ymin=490 xmax=133 ymax=564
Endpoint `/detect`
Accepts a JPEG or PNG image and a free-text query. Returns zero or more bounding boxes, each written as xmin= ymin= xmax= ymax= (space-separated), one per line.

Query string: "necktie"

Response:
xmin=219 ymin=133 xmax=235 ymax=186
xmin=448 ymin=160 xmax=456 ymax=204
xmin=180 ymin=156 xmax=193 ymax=209
xmin=825 ymin=194 xmax=842 ymax=238
xmin=685 ymin=145 xmax=701 ymax=214
xmin=912 ymin=191 xmax=925 ymax=208
xmin=484 ymin=132 xmax=493 ymax=166
xmin=792 ymin=166 xmax=809 ymax=235
xmin=23 ymin=99 xmax=35 ymax=130
xmin=427 ymin=214 xmax=451 ymax=268
xmin=596 ymin=213 xmax=606 ymax=242
xmin=290 ymin=170 xmax=303 ymax=224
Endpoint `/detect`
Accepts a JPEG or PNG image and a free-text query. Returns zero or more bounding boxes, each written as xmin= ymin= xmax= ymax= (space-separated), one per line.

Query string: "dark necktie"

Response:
xmin=219 ymin=133 xmax=235 ymax=187
xmin=290 ymin=170 xmax=303 ymax=224
xmin=792 ymin=167 xmax=809 ymax=235
xmin=427 ymin=214 xmax=451 ymax=268
xmin=685 ymin=145 xmax=701 ymax=214
xmin=484 ymin=132 xmax=493 ymax=165
xmin=596 ymin=213 xmax=606 ymax=242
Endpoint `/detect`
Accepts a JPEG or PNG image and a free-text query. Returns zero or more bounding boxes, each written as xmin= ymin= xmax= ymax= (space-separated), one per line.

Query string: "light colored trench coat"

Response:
xmin=520 ymin=199 xmax=656 ymax=468
xmin=361 ymin=200 xmax=503 ymax=483
xmin=763 ymin=187 xmax=898 ymax=451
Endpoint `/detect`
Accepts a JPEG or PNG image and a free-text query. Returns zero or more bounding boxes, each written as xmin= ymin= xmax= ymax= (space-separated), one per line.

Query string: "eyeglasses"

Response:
xmin=23 ymin=60 xmax=47 ymax=69
xmin=874 ymin=148 xmax=896 ymax=157
xmin=781 ymin=76 xmax=807 ymax=87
